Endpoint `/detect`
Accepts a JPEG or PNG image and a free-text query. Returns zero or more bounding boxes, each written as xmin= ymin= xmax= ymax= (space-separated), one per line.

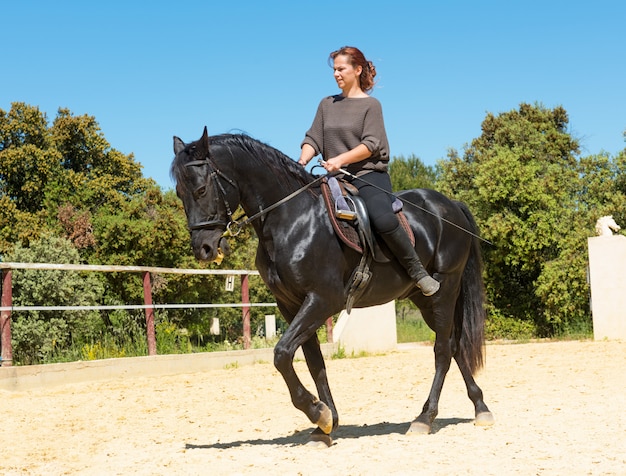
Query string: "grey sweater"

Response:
xmin=301 ymin=95 xmax=390 ymax=175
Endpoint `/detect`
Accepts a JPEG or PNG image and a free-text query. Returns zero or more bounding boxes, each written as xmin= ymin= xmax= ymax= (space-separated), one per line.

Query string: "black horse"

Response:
xmin=171 ymin=128 xmax=493 ymax=446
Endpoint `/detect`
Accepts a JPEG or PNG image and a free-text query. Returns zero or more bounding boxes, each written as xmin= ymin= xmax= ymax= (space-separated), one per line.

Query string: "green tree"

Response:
xmin=47 ymin=108 xmax=151 ymax=210
xmin=0 ymin=102 xmax=154 ymax=254
xmin=0 ymin=103 xmax=59 ymax=249
xmin=437 ymin=103 xmax=594 ymax=335
xmin=534 ymin=148 xmax=626 ymax=335
xmin=389 ymin=154 xmax=436 ymax=191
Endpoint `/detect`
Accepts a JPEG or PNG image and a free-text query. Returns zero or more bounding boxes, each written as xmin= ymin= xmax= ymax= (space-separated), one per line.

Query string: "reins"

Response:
xmin=225 ymin=174 xmax=326 ymax=236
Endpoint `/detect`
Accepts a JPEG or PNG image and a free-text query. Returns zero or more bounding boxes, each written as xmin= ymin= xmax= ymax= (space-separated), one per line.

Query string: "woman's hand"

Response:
xmin=322 ymin=157 xmax=343 ymax=173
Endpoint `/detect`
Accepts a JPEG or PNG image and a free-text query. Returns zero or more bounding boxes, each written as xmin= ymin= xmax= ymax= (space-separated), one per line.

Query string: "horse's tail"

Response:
xmin=454 ymin=201 xmax=487 ymax=374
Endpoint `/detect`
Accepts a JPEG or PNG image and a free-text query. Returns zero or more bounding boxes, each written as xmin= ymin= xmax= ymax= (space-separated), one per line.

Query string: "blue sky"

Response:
xmin=2 ymin=1 xmax=624 ymax=190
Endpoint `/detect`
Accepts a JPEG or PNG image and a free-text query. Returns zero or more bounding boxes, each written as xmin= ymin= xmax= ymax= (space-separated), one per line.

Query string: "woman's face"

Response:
xmin=333 ymin=54 xmax=362 ymax=93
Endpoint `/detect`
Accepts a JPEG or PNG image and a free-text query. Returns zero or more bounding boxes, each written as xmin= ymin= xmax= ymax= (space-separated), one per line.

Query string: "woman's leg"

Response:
xmin=352 ymin=172 xmax=439 ymax=296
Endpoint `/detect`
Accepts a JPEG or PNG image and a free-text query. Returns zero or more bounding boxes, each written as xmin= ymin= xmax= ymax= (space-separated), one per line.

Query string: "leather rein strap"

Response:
xmin=231 ymin=175 xmax=325 ymax=234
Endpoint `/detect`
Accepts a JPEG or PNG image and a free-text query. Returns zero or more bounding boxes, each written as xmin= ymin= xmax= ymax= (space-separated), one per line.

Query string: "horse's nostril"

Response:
xmin=199 ymin=244 xmax=213 ymax=261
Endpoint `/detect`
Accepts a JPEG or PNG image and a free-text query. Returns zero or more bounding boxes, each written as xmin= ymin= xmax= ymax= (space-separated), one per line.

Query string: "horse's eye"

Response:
xmin=194 ymin=186 xmax=207 ymax=199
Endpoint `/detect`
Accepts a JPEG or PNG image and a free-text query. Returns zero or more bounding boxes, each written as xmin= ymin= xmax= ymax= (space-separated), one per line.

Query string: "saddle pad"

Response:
xmin=320 ymin=180 xmax=415 ymax=254
xmin=321 ymin=180 xmax=363 ymax=254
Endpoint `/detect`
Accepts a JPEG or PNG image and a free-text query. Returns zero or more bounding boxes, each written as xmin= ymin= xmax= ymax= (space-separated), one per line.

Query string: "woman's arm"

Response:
xmin=298 ymin=143 xmax=317 ymax=166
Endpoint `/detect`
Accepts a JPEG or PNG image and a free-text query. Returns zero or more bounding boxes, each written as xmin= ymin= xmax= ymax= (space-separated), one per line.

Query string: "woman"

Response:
xmin=298 ymin=46 xmax=439 ymax=296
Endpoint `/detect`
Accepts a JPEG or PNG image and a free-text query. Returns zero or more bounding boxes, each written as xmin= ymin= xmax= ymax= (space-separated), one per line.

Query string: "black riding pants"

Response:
xmin=349 ymin=171 xmax=399 ymax=234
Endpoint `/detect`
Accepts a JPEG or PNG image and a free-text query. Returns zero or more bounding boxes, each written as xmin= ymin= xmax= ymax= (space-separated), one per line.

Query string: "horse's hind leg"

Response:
xmin=406 ymin=294 xmax=457 ymax=435
xmin=407 ymin=330 xmax=453 ymax=434
xmin=453 ymin=353 xmax=494 ymax=426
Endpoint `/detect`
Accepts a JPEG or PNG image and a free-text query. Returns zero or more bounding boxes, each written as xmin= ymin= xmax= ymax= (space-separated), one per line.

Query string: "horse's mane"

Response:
xmin=210 ymin=133 xmax=316 ymax=193
xmin=171 ymin=132 xmax=317 ymax=194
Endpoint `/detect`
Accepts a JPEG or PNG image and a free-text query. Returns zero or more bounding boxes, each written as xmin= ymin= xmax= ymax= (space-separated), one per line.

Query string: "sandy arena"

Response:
xmin=2 ymin=340 xmax=625 ymax=475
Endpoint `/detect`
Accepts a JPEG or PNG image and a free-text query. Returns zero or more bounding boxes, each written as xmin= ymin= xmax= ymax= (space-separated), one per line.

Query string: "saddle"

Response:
xmin=320 ymin=176 xmax=415 ymax=312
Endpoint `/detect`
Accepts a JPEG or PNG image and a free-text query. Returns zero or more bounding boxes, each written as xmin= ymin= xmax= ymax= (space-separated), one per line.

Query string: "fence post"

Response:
xmin=1 ymin=269 xmax=13 ymax=367
xmin=241 ymin=274 xmax=251 ymax=349
xmin=142 ymin=271 xmax=157 ymax=356
xmin=325 ymin=317 xmax=333 ymax=343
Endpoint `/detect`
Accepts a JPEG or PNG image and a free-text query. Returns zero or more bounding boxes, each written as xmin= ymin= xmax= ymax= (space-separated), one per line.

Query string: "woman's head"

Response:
xmin=329 ymin=46 xmax=377 ymax=93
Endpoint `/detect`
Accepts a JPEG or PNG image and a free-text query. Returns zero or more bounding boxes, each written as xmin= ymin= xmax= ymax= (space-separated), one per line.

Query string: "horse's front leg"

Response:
xmin=273 ymin=295 xmax=337 ymax=445
xmin=301 ymin=334 xmax=338 ymax=446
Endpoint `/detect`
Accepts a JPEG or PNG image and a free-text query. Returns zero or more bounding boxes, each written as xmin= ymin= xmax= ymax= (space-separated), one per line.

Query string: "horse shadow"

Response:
xmin=185 ymin=417 xmax=473 ymax=449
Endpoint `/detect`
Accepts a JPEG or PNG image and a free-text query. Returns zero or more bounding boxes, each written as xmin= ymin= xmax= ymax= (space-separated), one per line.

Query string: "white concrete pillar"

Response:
xmin=588 ymin=235 xmax=626 ymax=340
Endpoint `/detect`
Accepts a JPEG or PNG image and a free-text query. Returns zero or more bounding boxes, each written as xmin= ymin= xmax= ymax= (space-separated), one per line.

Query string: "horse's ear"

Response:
xmin=200 ymin=126 xmax=210 ymax=151
xmin=173 ymin=136 xmax=185 ymax=155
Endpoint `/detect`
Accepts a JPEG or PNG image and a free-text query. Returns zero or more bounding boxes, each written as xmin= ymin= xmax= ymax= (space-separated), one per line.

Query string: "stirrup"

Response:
xmin=335 ymin=197 xmax=357 ymax=221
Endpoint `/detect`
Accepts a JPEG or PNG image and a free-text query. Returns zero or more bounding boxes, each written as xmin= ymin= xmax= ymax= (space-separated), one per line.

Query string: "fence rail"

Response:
xmin=0 ymin=262 xmax=260 ymax=275
xmin=0 ymin=303 xmax=277 ymax=312
xmin=0 ymin=262 xmax=275 ymax=367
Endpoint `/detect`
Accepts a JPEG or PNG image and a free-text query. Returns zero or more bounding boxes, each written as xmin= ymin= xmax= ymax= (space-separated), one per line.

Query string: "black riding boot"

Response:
xmin=380 ymin=225 xmax=440 ymax=296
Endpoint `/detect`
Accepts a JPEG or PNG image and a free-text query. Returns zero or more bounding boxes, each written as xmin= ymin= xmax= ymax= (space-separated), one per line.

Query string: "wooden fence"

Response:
xmin=0 ymin=262 xmax=276 ymax=367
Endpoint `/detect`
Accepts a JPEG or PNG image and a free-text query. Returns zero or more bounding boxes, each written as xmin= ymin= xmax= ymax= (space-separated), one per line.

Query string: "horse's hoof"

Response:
xmin=306 ymin=439 xmax=331 ymax=449
xmin=308 ymin=428 xmax=333 ymax=448
xmin=475 ymin=411 xmax=495 ymax=426
xmin=406 ymin=420 xmax=431 ymax=435
xmin=315 ymin=402 xmax=333 ymax=435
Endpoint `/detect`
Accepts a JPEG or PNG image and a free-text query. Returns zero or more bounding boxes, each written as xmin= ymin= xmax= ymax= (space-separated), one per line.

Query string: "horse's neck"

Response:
xmin=237 ymin=163 xmax=314 ymax=222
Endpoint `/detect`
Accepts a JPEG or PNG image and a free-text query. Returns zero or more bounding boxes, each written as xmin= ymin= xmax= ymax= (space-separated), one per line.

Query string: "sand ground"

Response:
xmin=2 ymin=340 xmax=625 ymax=475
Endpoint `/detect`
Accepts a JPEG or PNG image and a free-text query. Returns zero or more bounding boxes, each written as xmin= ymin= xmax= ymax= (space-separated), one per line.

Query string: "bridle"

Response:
xmin=184 ymin=158 xmax=239 ymax=234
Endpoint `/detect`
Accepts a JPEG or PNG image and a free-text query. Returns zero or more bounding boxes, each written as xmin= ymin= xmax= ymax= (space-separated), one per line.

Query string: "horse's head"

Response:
xmin=172 ymin=127 xmax=236 ymax=263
